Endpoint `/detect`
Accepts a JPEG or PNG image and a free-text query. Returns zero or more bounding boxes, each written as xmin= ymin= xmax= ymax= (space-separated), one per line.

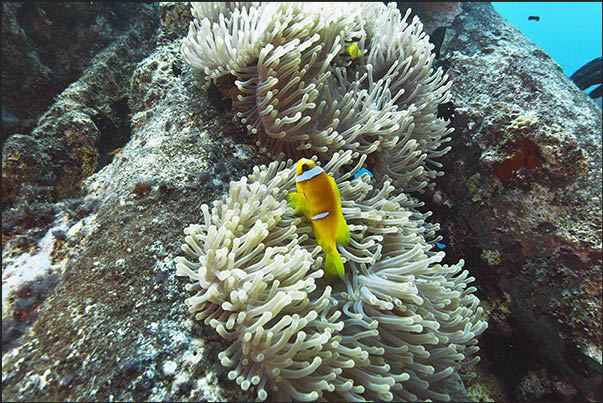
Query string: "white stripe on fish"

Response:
xmin=296 ymin=166 xmax=324 ymax=183
xmin=311 ymin=211 xmax=330 ymax=220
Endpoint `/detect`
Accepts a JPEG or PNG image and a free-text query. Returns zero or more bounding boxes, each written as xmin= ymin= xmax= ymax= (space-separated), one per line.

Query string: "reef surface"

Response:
xmin=2 ymin=2 xmax=601 ymax=402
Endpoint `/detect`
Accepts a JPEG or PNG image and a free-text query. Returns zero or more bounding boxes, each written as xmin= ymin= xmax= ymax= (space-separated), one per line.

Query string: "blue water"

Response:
xmin=492 ymin=2 xmax=602 ymax=83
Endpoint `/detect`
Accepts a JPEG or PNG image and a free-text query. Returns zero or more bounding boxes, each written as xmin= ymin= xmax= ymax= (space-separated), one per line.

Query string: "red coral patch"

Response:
xmin=494 ymin=138 xmax=538 ymax=181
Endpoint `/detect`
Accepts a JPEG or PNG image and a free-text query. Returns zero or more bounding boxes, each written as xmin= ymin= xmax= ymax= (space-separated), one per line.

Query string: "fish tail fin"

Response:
xmin=324 ymin=249 xmax=344 ymax=280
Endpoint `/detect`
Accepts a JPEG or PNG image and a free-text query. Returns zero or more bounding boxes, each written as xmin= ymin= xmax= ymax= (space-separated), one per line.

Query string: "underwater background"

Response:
xmin=493 ymin=2 xmax=602 ymax=90
xmin=2 ymin=2 xmax=601 ymax=402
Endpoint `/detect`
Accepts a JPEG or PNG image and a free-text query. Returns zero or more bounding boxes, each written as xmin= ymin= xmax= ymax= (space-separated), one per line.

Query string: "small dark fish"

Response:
xmin=430 ymin=26 xmax=448 ymax=59
xmin=528 ymin=16 xmax=540 ymax=21
xmin=570 ymin=57 xmax=602 ymax=90
xmin=437 ymin=101 xmax=455 ymax=121
xmin=589 ymin=84 xmax=602 ymax=100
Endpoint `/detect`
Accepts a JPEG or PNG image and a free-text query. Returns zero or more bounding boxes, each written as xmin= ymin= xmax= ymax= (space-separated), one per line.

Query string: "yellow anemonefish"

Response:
xmin=288 ymin=158 xmax=350 ymax=280
xmin=347 ymin=42 xmax=362 ymax=60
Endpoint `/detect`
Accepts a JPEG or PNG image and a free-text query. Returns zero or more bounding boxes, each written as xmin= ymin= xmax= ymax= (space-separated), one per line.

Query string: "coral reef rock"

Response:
xmin=407 ymin=2 xmax=602 ymax=401
xmin=1 ymin=3 xmax=157 ymax=144
xmin=2 ymin=2 xmax=159 ymax=233
xmin=3 ymin=4 xmax=263 ymax=402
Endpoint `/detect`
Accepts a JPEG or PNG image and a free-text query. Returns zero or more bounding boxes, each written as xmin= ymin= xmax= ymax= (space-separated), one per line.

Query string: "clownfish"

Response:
xmin=347 ymin=42 xmax=362 ymax=60
xmin=288 ymin=159 xmax=350 ymax=280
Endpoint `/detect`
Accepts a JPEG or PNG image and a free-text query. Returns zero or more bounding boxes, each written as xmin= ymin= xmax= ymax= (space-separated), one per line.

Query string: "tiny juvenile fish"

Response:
xmin=347 ymin=42 xmax=362 ymax=60
xmin=107 ymin=147 xmax=122 ymax=156
xmin=288 ymin=159 xmax=350 ymax=280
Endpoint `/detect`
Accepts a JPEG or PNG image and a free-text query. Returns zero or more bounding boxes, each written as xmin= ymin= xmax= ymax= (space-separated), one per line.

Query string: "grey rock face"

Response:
xmin=2 ymin=4 xmax=267 ymax=402
xmin=1 ymin=3 xmax=157 ymax=144
xmin=2 ymin=2 xmax=159 ymax=241
xmin=406 ymin=2 xmax=601 ymax=401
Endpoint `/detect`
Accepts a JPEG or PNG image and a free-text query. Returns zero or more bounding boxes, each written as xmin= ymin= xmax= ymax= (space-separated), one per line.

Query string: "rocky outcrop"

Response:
xmin=405 ymin=2 xmax=602 ymax=401
xmin=2 ymin=4 xmax=266 ymax=401
xmin=2 ymin=3 xmax=159 ymax=247
xmin=1 ymin=3 xmax=158 ymax=144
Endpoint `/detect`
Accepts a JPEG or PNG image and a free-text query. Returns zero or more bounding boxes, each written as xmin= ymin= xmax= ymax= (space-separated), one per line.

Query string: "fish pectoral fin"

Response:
xmin=335 ymin=217 xmax=350 ymax=246
xmin=287 ymin=192 xmax=305 ymax=214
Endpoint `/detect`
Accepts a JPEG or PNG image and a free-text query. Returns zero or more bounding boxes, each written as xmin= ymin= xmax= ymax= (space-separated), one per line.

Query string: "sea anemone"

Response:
xmin=181 ymin=2 xmax=453 ymax=194
xmin=175 ymin=151 xmax=487 ymax=401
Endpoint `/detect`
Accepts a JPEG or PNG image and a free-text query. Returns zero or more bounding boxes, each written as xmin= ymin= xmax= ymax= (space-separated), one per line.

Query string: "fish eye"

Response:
xmin=302 ymin=164 xmax=309 ymax=172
